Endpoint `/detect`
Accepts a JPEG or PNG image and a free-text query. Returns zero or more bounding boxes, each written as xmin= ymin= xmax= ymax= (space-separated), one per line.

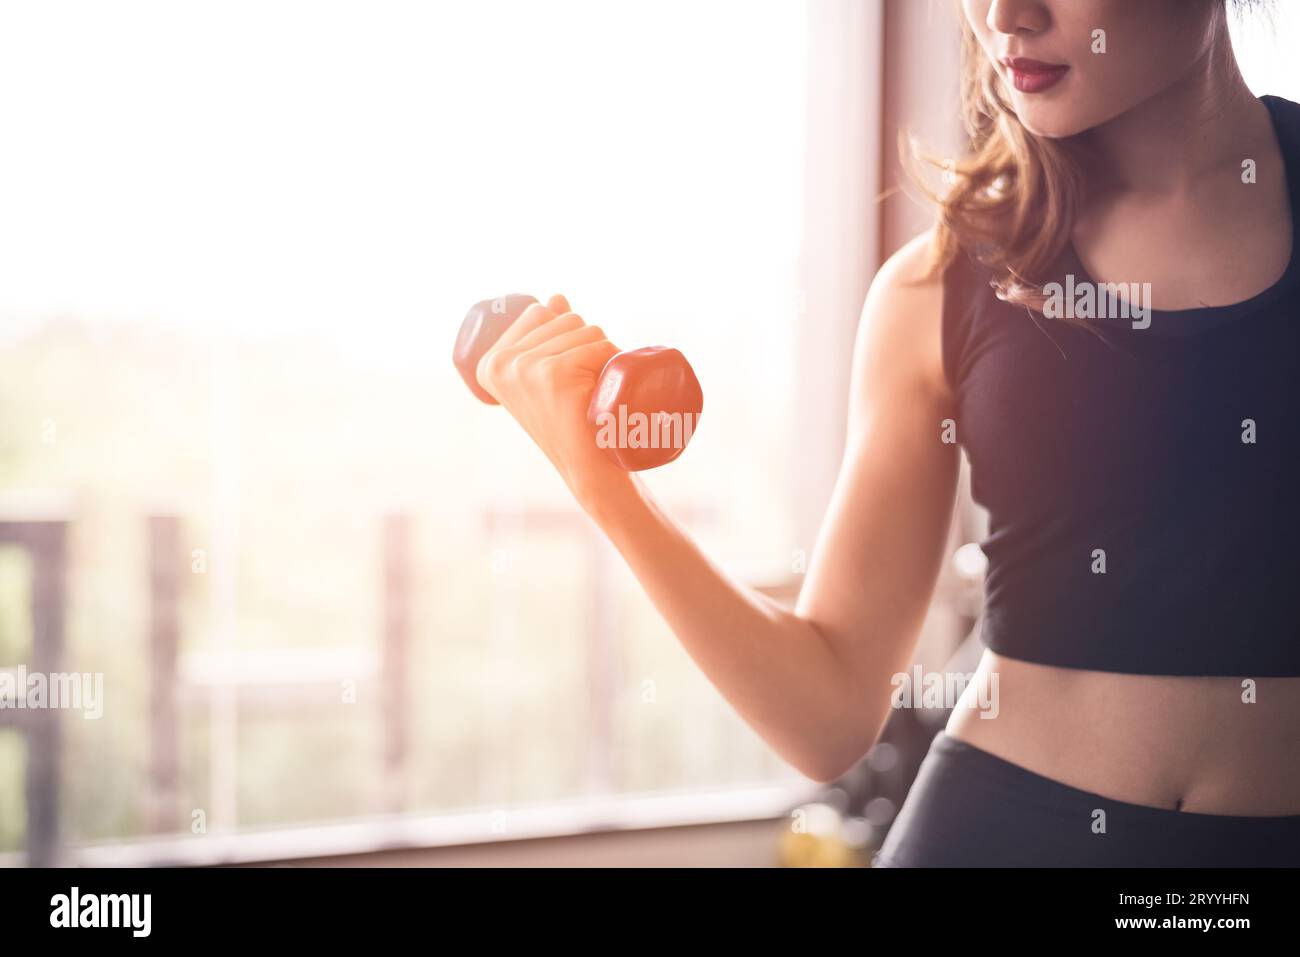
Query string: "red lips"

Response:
xmin=1001 ymin=56 xmax=1070 ymax=93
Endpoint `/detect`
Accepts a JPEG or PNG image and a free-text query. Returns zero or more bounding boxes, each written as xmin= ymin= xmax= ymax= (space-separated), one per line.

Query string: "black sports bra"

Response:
xmin=942 ymin=93 xmax=1300 ymax=677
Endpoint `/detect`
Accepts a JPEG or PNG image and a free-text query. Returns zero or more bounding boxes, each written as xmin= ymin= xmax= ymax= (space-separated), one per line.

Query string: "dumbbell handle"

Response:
xmin=452 ymin=294 xmax=703 ymax=472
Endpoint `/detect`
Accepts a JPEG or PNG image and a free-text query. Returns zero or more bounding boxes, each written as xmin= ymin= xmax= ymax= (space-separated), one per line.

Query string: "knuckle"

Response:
xmin=534 ymin=356 xmax=562 ymax=384
xmin=508 ymin=351 xmax=532 ymax=379
xmin=480 ymin=348 xmax=512 ymax=383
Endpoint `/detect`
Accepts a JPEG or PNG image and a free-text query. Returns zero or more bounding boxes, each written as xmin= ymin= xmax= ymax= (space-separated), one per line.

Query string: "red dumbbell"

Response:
xmin=453 ymin=294 xmax=703 ymax=472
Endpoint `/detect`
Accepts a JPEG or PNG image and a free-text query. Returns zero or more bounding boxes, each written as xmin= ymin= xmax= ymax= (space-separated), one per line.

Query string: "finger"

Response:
xmin=559 ymin=339 xmax=620 ymax=370
xmin=547 ymin=293 xmax=571 ymax=315
xmin=512 ymin=311 xmax=585 ymax=351
xmin=526 ymin=323 xmax=608 ymax=358
xmin=494 ymin=302 xmax=556 ymax=350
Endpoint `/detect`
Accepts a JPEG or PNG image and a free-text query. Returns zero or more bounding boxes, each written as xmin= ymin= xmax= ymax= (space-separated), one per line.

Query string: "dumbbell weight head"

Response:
xmin=452 ymin=293 xmax=539 ymax=404
xmin=586 ymin=346 xmax=703 ymax=472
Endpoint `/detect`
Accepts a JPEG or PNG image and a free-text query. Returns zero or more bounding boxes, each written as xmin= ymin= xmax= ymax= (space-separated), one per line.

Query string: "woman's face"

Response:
xmin=962 ymin=0 xmax=1222 ymax=138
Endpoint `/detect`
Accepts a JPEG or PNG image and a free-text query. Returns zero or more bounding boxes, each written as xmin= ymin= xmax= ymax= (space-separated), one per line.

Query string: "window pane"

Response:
xmin=1232 ymin=3 xmax=1300 ymax=101
xmin=0 ymin=0 xmax=808 ymax=852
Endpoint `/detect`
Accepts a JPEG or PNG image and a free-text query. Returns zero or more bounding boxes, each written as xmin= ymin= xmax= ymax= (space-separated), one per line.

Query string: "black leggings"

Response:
xmin=874 ymin=731 xmax=1300 ymax=867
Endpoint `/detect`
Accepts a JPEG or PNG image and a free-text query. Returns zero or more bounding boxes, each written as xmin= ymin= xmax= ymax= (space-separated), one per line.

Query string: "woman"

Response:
xmin=474 ymin=0 xmax=1300 ymax=866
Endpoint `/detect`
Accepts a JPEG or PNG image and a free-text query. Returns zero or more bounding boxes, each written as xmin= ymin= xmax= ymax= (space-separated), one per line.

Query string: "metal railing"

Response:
xmin=0 ymin=494 xmax=71 ymax=867
xmin=4 ymin=495 xmax=922 ymax=866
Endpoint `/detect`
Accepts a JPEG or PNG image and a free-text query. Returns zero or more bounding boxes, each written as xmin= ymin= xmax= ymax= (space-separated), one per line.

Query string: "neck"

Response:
xmin=1074 ymin=23 xmax=1265 ymax=195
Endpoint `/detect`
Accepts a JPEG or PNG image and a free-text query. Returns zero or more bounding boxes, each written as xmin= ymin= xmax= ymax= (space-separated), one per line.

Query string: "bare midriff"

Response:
xmin=944 ymin=650 xmax=1300 ymax=816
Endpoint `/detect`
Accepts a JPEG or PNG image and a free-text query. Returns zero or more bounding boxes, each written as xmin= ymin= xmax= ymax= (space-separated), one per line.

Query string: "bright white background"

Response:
xmin=0 ymin=0 xmax=804 ymax=366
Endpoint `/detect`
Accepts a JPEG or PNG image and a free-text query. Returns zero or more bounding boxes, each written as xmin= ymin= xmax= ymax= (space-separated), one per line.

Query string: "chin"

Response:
xmin=1015 ymin=111 xmax=1084 ymax=139
xmin=1012 ymin=100 xmax=1111 ymax=139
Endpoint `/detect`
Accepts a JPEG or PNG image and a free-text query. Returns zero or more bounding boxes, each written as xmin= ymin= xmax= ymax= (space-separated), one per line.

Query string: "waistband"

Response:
xmin=932 ymin=730 xmax=1300 ymax=826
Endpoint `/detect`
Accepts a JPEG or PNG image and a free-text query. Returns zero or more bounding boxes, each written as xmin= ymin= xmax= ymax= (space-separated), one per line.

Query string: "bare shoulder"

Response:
xmin=876 ymin=228 xmax=943 ymax=288
xmin=851 ymin=228 xmax=949 ymax=405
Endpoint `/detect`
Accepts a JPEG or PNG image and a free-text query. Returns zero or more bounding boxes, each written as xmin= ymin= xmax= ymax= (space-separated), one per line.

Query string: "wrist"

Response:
xmin=572 ymin=466 xmax=644 ymax=526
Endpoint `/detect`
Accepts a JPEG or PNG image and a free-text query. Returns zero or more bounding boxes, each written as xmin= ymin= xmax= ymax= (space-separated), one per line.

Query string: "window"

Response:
xmin=1233 ymin=2 xmax=1300 ymax=102
xmin=0 ymin=0 xmax=836 ymax=863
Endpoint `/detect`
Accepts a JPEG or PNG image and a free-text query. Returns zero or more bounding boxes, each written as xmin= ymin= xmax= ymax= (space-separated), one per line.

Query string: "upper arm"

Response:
xmin=795 ymin=229 xmax=960 ymax=734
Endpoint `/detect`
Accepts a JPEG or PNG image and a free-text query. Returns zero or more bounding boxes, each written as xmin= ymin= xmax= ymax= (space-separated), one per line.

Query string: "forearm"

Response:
xmin=578 ymin=474 xmax=873 ymax=780
xmin=464 ymin=285 xmax=948 ymax=782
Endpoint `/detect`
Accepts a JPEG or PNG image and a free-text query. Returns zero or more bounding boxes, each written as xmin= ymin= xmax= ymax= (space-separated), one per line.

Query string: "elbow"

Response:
xmin=772 ymin=653 xmax=894 ymax=783
xmin=794 ymin=757 xmax=859 ymax=786
xmin=783 ymin=703 xmax=891 ymax=783
xmin=787 ymin=741 xmax=872 ymax=785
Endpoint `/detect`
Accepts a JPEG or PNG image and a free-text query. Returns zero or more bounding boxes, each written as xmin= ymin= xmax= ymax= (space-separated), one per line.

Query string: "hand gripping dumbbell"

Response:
xmin=453 ymin=294 xmax=703 ymax=472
